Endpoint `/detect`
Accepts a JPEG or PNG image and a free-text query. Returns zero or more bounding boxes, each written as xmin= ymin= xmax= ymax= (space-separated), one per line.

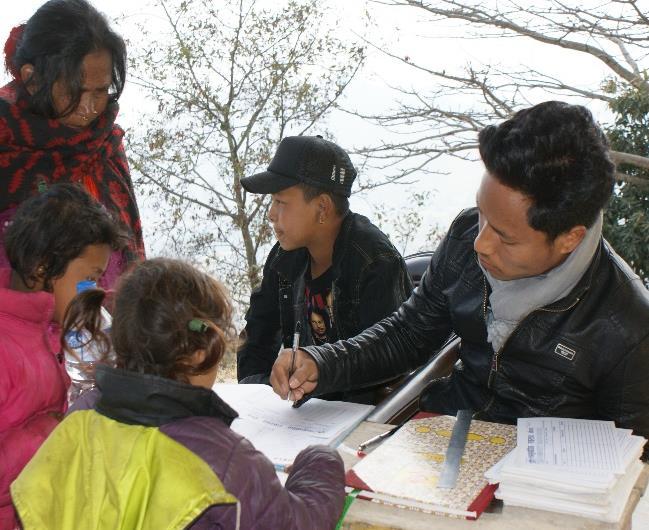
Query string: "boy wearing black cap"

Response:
xmin=237 ymin=135 xmax=412 ymax=402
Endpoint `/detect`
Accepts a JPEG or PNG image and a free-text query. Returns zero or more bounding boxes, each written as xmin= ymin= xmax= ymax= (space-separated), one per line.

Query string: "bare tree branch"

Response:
xmin=610 ymin=151 xmax=649 ymax=172
xmin=396 ymin=0 xmax=649 ymax=90
xmin=351 ymin=0 xmax=649 ymax=183
xmin=128 ymin=0 xmax=366 ymax=299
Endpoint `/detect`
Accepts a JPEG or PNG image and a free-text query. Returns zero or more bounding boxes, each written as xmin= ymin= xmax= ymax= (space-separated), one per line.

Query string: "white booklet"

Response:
xmin=214 ymin=383 xmax=374 ymax=468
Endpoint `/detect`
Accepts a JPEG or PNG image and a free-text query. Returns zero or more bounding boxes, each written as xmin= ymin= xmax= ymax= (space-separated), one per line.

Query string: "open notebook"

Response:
xmin=214 ymin=383 xmax=373 ymax=468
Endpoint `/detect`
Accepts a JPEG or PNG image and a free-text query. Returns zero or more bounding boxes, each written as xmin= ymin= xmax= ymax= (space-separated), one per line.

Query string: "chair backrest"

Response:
xmin=368 ymin=249 xmax=440 ymax=410
xmin=404 ymin=251 xmax=434 ymax=288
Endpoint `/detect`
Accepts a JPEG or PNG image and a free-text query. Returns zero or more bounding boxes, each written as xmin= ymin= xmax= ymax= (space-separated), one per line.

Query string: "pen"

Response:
xmin=292 ymin=395 xmax=310 ymax=409
xmin=357 ymin=425 xmax=399 ymax=452
xmin=288 ymin=321 xmax=301 ymax=403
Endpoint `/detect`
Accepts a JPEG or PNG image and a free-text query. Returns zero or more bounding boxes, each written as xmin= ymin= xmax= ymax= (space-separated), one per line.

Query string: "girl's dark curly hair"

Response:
xmin=63 ymin=258 xmax=234 ymax=382
xmin=5 ymin=182 xmax=126 ymax=290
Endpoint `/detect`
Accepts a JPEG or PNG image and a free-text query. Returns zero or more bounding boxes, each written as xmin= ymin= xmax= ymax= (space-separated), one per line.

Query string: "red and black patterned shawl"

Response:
xmin=0 ymin=81 xmax=145 ymax=265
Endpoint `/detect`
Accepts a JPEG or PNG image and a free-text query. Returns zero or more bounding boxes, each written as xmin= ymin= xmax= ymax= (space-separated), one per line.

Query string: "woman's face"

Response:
xmin=48 ymin=49 xmax=113 ymax=128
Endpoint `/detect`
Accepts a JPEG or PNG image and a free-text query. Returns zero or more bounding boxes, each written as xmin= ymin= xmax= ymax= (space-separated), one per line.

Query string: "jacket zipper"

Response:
xmin=329 ymin=280 xmax=340 ymax=337
xmin=483 ymin=276 xmax=582 ymax=389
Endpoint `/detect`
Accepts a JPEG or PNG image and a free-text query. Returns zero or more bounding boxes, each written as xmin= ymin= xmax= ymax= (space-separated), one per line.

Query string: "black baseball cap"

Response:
xmin=240 ymin=135 xmax=357 ymax=197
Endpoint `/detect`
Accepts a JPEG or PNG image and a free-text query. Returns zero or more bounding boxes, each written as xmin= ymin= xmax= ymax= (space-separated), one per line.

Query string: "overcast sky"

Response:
xmin=1 ymin=0 xmax=615 ymax=253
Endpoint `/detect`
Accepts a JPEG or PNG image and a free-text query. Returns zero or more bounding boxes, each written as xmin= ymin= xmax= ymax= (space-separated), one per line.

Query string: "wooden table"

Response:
xmin=337 ymin=422 xmax=649 ymax=530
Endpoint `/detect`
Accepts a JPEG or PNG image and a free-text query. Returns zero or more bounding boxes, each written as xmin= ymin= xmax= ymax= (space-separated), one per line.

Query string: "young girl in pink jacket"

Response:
xmin=0 ymin=183 xmax=125 ymax=530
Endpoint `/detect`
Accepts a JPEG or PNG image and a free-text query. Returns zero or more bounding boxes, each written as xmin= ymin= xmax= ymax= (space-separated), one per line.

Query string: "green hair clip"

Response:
xmin=188 ymin=318 xmax=209 ymax=333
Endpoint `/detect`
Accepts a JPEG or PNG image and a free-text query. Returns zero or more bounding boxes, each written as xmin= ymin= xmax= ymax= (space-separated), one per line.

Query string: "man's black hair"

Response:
xmin=12 ymin=0 xmax=126 ymax=118
xmin=5 ymin=182 xmax=127 ymax=290
xmin=478 ymin=101 xmax=615 ymax=239
xmin=298 ymin=183 xmax=350 ymax=217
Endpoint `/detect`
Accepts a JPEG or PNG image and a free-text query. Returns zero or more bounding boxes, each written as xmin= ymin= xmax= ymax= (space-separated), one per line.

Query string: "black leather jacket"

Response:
xmin=305 ymin=208 xmax=649 ymax=447
xmin=238 ymin=212 xmax=413 ymax=387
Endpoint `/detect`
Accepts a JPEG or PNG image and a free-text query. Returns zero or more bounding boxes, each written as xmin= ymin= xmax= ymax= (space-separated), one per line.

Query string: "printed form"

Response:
xmin=516 ymin=417 xmax=622 ymax=473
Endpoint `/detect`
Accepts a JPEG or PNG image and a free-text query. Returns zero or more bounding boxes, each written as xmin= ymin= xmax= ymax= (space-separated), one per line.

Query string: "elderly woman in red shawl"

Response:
xmin=0 ymin=0 xmax=145 ymax=287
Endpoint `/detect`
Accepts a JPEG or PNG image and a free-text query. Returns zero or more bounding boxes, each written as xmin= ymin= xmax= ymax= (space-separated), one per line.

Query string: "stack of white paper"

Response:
xmin=485 ymin=417 xmax=646 ymax=523
xmin=214 ymin=383 xmax=374 ymax=468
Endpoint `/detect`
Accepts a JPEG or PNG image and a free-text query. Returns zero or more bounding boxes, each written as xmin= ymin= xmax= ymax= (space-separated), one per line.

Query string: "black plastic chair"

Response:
xmin=404 ymin=250 xmax=434 ymax=288
xmin=369 ymin=249 xmax=460 ymax=424
xmin=371 ymin=250 xmax=437 ymax=405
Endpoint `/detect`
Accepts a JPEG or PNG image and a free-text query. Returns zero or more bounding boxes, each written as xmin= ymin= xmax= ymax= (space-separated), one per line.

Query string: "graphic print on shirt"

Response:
xmin=304 ymin=267 xmax=338 ymax=346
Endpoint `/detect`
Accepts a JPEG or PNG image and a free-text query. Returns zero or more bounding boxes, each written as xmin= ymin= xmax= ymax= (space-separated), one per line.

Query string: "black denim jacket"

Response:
xmin=237 ymin=212 xmax=413 ymax=387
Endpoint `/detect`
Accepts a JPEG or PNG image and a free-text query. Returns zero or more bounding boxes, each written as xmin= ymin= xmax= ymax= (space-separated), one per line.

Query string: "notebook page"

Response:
xmin=214 ymin=383 xmax=373 ymax=466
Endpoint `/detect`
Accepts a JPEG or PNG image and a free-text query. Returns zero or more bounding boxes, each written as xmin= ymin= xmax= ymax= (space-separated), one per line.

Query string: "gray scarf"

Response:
xmin=481 ymin=213 xmax=602 ymax=352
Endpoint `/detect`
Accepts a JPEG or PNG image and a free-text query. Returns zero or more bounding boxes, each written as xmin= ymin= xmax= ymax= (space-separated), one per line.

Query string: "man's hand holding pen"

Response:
xmin=270 ymin=346 xmax=319 ymax=404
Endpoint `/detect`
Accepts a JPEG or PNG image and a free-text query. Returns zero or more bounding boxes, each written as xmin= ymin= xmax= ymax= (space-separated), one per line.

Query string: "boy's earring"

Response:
xmin=319 ymin=215 xmax=325 ymax=224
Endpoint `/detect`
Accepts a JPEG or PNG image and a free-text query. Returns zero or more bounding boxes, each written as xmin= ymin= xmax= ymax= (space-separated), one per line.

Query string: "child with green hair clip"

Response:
xmin=12 ymin=258 xmax=345 ymax=529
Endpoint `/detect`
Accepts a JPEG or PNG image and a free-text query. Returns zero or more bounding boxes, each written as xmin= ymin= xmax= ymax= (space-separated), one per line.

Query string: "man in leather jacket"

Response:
xmin=270 ymin=102 xmax=649 ymax=452
xmin=237 ymin=135 xmax=412 ymax=403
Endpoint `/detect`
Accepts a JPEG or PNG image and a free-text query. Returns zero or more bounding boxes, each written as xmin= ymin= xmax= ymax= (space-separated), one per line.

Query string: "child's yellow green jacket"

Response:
xmin=11 ymin=366 xmax=345 ymax=529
